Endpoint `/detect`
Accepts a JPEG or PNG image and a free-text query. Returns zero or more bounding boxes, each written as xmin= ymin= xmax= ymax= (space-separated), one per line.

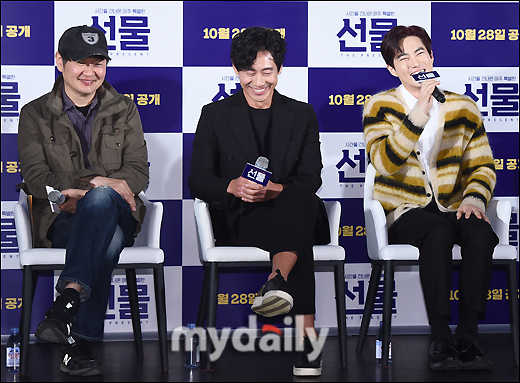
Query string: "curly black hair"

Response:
xmin=230 ymin=27 xmax=286 ymax=71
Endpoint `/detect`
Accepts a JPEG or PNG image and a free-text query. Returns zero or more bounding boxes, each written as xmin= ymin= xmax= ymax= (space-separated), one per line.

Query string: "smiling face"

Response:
xmin=56 ymin=52 xmax=106 ymax=106
xmin=234 ymin=50 xmax=281 ymax=109
xmin=387 ymin=36 xmax=434 ymax=98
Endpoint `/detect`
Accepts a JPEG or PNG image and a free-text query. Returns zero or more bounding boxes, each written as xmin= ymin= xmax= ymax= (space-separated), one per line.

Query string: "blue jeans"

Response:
xmin=47 ymin=186 xmax=136 ymax=340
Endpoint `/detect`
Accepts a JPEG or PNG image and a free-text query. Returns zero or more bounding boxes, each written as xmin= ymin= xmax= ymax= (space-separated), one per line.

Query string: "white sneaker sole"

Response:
xmin=251 ymin=290 xmax=293 ymax=317
xmin=293 ymin=362 xmax=323 ymax=376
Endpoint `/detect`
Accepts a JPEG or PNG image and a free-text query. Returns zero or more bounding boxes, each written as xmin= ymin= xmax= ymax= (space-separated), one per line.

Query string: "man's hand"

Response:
xmin=456 ymin=203 xmax=490 ymax=224
xmin=227 ymin=177 xmax=283 ymax=203
xmin=416 ymin=78 xmax=440 ymax=115
xmin=90 ymin=176 xmax=136 ymax=211
xmin=58 ymin=189 xmax=88 ymax=213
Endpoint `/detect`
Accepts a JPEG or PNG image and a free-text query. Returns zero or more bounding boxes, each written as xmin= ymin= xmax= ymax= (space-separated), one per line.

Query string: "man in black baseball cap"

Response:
xmin=17 ymin=25 xmax=149 ymax=376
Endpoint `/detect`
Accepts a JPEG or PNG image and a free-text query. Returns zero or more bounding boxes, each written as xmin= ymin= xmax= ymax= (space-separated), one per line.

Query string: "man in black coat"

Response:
xmin=189 ymin=27 xmax=329 ymax=377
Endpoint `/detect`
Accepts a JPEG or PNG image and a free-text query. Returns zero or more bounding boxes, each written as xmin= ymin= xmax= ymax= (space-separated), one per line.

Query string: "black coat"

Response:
xmin=188 ymin=89 xmax=329 ymax=245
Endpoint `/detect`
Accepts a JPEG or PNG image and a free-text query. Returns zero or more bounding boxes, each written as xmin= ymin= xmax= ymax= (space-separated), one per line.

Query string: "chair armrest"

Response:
xmin=364 ymin=199 xmax=389 ymax=260
xmin=324 ymin=201 xmax=341 ymax=246
xmin=14 ymin=189 xmax=32 ymax=253
xmin=486 ymin=198 xmax=511 ymax=245
xmin=134 ymin=192 xmax=163 ymax=248
xmin=194 ymin=199 xmax=216 ymax=255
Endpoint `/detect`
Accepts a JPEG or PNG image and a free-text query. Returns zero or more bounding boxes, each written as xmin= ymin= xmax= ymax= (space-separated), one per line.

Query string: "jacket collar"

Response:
xmin=224 ymin=89 xmax=295 ymax=176
xmin=46 ymin=75 xmax=125 ymax=120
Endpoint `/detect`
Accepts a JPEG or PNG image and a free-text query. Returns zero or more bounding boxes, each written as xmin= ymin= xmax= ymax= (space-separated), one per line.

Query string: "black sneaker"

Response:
xmin=60 ymin=336 xmax=103 ymax=376
xmin=35 ymin=290 xmax=79 ymax=344
xmin=429 ymin=335 xmax=463 ymax=370
xmin=456 ymin=335 xmax=493 ymax=370
xmin=251 ymin=269 xmax=293 ymax=317
xmin=293 ymin=336 xmax=323 ymax=377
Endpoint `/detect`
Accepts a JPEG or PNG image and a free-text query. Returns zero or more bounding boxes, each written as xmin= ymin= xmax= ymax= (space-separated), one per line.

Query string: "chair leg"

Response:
xmin=125 ymin=269 xmax=143 ymax=360
xmin=152 ymin=264 xmax=169 ymax=372
xmin=204 ymin=262 xmax=219 ymax=371
xmin=19 ymin=266 xmax=35 ymax=376
xmin=196 ymin=266 xmax=210 ymax=328
xmin=334 ymin=261 xmax=348 ymax=367
xmin=382 ymin=261 xmax=394 ymax=367
xmin=356 ymin=263 xmax=383 ymax=354
xmin=506 ymin=260 xmax=519 ymax=366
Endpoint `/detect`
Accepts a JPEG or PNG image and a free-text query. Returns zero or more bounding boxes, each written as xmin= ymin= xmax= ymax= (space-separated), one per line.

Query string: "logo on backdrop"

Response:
xmin=105 ymin=277 xmax=150 ymax=325
xmin=1 ymin=78 xmax=21 ymax=121
xmin=345 ymin=273 xmax=397 ymax=321
xmin=319 ymin=133 xmax=367 ymax=198
xmin=1 ymin=202 xmax=19 ymax=270
xmin=337 ymin=11 xmax=397 ymax=57
xmin=336 ymin=144 xmax=366 ymax=184
xmin=464 ymin=77 xmax=519 ymax=121
xmin=90 ymin=9 xmax=150 ymax=56
xmin=213 ymin=75 xmax=241 ymax=102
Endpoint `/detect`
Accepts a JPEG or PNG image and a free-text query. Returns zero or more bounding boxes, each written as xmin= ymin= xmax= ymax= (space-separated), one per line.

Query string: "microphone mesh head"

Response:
xmin=255 ymin=156 xmax=269 ymax=169
xmin=48 ymin=190 xmax=66 ymax=204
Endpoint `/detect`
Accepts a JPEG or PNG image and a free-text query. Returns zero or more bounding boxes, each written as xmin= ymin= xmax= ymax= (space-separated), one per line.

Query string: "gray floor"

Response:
xmin=2 ymin=333 xmax=518 ymax=382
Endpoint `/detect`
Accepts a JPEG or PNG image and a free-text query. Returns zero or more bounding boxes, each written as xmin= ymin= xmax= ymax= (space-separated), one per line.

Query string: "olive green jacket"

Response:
xmin=17 ymin=75 xmax=149 ymax=248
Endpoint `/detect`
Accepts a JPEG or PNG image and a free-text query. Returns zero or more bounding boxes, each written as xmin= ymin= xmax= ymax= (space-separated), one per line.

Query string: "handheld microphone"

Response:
xmin=432 ymin=87 xmax=446 ymax=104
xmin=48 ymin=190 xmax=67 ymax=204
xmin=411 ymin=70 xmax=446 ymax=104
xmin=239 ymin=156 xmax=271 ymax=215
xmin=241 ymin=156 xmax=272 ymax=186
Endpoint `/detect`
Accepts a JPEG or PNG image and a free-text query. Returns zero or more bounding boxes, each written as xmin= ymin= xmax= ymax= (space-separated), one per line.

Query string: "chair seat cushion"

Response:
xmin=202 ymin=245 xmax=345 ymax=263
xmin=378 ymin=245 xmax=420 ymax=261
xmin=19 ymin=247 xmax=164 ymax=267
xmin=376 ymin=243 xmax=517 ymax=261
xmin=313 ymin=245 xmax=345 ymax=261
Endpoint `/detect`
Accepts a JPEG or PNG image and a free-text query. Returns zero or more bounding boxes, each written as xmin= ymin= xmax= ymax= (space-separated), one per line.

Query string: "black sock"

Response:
xmin=429 ymin=316 xmax=451 ymax=342
xmin=55 ymin=288 xmax=80 ymax=310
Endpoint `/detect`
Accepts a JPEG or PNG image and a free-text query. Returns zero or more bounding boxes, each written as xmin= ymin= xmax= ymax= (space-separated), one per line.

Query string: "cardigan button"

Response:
xmin=70 ymin=151 xmax=78 ymax=158
xmin=427 ymin=193 xmax=431 ymax=197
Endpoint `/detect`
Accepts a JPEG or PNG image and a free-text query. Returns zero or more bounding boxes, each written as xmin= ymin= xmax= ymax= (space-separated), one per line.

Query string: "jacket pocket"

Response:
xmin=100 ymin=124 xmax=126 ymax=170
xmin=43 ymin=130 xmax=73 ymax=171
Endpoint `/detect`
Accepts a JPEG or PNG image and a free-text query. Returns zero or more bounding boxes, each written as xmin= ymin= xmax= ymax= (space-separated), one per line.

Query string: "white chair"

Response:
xmin=356 ymin=163 xmax=519 ymax=367
xmin=14 ymin=189 xmax=169 ymax=375
xmin=193 ymin=198 xmax=347 ymax=370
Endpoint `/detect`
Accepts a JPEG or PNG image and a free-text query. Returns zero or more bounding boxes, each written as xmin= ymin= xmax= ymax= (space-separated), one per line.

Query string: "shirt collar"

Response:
xmin=61 ymin=83 xmax=99 ymax=113
xmin=399 ymin=84 xmax=439 ymax=113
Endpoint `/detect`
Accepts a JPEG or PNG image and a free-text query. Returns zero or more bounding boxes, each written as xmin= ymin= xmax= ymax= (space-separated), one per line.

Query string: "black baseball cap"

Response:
xmin=58 ymin=25 xmax=110 ymax=62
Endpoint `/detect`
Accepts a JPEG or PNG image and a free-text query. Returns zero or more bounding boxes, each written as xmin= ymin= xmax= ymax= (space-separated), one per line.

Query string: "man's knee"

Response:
xmin=79 ymin=187 xmax=118 ymax=210
xmin=278 ymin=183 xmax=315 ymax=204
xmin=462 ymin=217 xmax=499 ymax=248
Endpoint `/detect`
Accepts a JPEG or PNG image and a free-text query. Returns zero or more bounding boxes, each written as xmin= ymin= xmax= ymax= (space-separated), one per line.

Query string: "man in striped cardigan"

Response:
xmin=363 ymin=25 xmax=498 ymax=371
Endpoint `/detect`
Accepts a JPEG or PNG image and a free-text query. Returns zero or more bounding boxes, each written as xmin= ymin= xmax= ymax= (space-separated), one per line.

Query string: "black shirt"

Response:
xmin=248 ymin=106 xmax=272 ymax=157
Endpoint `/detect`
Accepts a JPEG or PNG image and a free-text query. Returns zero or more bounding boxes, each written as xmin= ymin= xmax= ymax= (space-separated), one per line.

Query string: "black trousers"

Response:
xmin=230 ymin=183 xmax=323 ymax=315
xmin=388 ymin=201 xmax=498 ymax=319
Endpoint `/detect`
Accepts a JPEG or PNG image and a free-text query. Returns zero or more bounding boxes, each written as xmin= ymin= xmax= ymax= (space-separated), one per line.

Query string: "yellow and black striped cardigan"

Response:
xmin=363 ymin=87 xmax=496 ymax=227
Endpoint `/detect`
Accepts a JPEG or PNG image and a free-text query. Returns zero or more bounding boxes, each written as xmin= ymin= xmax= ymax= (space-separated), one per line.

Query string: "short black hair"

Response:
xmin=230 ymin=27 xmax=286 ymax=71
xmin=381 ymin=25 xmax=432 ymax=68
